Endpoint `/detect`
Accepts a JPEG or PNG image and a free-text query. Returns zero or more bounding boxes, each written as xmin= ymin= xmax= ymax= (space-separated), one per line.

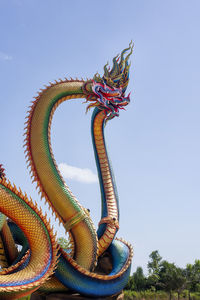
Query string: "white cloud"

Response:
xmin=0 ymin=52 xmax=13 ymax=61
xmin=58 ymin=163 xmax=98 ymax=184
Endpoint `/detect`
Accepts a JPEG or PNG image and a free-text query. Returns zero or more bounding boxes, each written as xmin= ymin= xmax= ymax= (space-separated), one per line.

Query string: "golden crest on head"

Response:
xmin=93 ymin=41 xmax=133 ymax=92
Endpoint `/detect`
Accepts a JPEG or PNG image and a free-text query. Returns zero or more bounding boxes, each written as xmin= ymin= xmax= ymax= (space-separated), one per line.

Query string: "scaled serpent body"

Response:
xmin=0 ymin=44 xmax=133 ymax=298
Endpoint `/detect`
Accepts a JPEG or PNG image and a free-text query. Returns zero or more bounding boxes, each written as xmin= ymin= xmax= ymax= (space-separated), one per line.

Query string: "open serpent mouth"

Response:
xmin=90 ymin=81 xmax=130 ymax=120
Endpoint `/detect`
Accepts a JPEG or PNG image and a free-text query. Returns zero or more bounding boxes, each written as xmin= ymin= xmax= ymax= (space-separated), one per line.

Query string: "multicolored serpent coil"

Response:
xmin=0 ymin=43 xmax=133 ymax=299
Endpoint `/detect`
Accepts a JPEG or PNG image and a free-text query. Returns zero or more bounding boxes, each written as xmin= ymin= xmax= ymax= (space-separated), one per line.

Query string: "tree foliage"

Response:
xmin=133 ymin=267 xmax=146 ymax=291
xmin=148 ymin=250 xmax=162 ymax=276
xmin=126 ymin=250 xmax=200 ymax=300
xmin=57 ymin=237 xmax=71 ymax=250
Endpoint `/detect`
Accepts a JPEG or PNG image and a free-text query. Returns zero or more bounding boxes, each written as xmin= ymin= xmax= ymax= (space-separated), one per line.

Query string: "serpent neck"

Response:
xmin=91 ymin=108 xmax=119 ymax=255
xmin=25 ymin=80 xmax=97 ymax=270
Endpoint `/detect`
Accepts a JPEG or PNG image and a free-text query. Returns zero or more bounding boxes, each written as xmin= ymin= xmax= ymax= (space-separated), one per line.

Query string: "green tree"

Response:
xmin=192 ymin=260 xmax=200 ymax=291
xmin=133 ymin=267 xmax=146 ymax=291
xmin=174 ymin=267 xmax=186 ymax=300
xmin=148 ymin=250 xmax=162 ymax=276
xmin=57 ymin=237 xmax=71 ymax=250
xmin=185 ymin=263 xmax=194 ymax=299
xmin=185 ymin=260 xmax=200 ymax=298
xmin=125 ymin=275 xmax=135 ymax=291
xmin=147 ymin=250 xmax=162 ymax=291
xmin=159 ymin=261 xmax=186 ymax=300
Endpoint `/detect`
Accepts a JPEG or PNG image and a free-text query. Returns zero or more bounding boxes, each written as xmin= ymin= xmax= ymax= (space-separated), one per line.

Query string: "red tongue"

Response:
xmin=101 ymin=91 xmax=120 ymax=97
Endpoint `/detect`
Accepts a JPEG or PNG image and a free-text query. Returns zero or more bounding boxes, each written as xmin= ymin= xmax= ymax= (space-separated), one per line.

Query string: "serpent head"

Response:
xmin=89 ymin=81 xmax=130 ymax=120
xmin=83 ymin=42 xmax=133 ymax=120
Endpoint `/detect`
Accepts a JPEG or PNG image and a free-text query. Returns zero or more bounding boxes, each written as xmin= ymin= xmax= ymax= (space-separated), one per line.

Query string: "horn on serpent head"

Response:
xmin=83 ymin=41 xmax=133 ymax=120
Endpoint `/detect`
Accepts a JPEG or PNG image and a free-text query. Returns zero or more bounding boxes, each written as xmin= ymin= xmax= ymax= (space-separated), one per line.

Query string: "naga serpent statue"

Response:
xmin=0 ymin=43 xmax=133 ymax=299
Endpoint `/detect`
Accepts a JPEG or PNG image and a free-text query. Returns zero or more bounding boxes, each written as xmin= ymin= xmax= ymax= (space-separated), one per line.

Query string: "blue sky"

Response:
xmin=0 ymin=0 xmax=200 ymax=274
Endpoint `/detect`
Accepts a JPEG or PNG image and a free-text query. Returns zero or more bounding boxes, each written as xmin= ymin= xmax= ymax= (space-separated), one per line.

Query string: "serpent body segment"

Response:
xmin=0 ymin=178 xmax=58 ymax=299
xmin=0 ymin=43 xmax=133 ymax=298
